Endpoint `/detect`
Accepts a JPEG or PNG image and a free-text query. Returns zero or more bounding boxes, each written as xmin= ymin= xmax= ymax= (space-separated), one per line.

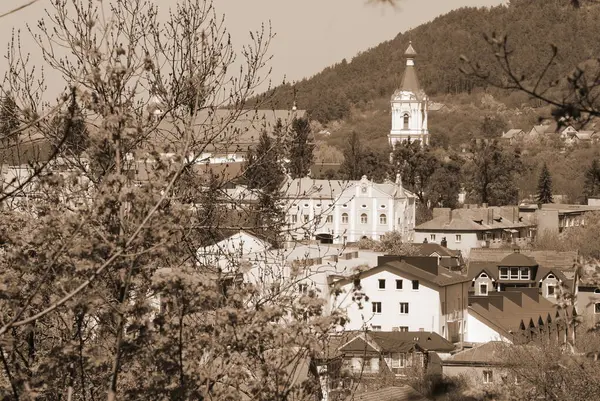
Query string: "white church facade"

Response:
xmin=389 ymin=42 xmax=429 ymax=148
xmin=283 ymin=175 xmax=416 ymax=244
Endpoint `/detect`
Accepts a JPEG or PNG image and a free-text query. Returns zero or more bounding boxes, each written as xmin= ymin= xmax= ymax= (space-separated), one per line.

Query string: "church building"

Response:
xmin=389 ymin=42 xmax=429 ymax=148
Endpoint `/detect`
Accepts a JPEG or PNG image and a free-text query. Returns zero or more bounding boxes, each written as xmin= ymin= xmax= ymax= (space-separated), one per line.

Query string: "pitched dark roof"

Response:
xmin=415 ymin=207 xmax=532 ymax=232
xmin=400 ymin=45 xmax=421 ymax=95
xmin=409 ymin=243 xmax=460 ymax=258
xmin=346 ymin=386 xmax=430 ymax=401
xmin=446 ymin=341 xmax=507 ymax=364
xmin=467 ymin=250 xmax=578 ymax=281
xmin=499 ymin=252 xmax=537 ymax=267
xmin=469 ymin=249 xmax=578 ymax=270
xmin=369 ymin=331 xmax=455 ymax=353
xmin=347 ymin=386 xmax=429 ymax=401
xmin=339 ymin=336 xmax=379 ymax=354
xmin=468 ymin=291 xmax=571 ymax=340
xmin=386 ymin=259 xmax=470 ymax=287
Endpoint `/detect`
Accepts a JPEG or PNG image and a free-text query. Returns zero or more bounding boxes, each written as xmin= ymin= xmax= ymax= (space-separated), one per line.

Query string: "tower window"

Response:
xmin=403 ymin=113 xmax=409 ymax=129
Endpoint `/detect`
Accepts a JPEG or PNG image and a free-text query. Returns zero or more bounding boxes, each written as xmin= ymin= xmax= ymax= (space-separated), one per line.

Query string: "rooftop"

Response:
xmin=345 ymin=386 xmax=430 ymax=401
xmin=332 ymin=256 xmax=470 ymax=289
xmin=415 ymin=206 xmax=532 ymax=232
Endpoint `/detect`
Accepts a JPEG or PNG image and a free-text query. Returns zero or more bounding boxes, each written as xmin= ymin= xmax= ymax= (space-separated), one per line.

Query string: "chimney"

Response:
xmin=482 ymin=203 xmax=488 ymax=208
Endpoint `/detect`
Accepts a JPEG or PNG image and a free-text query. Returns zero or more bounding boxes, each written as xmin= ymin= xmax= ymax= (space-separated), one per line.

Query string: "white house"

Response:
xmin=283 ymin=175 xmax=416 ymax=244
xmin=389 ymin=42 xmax=429 ymax=148
xmin=330 ymin=255 xmax=470 ymax=343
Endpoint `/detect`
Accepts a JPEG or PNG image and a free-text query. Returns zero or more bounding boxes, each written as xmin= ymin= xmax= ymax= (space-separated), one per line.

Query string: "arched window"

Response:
xmin=361 ymin=213 xmax=368 ymax=224
xmin=379 ymin=214 xmax=387 ymax=225
xmin=341 ymin=213 xmax=349 ymax=224
xmin=403 ymin=113 xmax=409 ymax=130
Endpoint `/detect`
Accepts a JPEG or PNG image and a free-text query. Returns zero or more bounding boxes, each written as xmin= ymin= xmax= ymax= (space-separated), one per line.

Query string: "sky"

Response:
xmin=0 ymin=0 xmax=505 ymax=97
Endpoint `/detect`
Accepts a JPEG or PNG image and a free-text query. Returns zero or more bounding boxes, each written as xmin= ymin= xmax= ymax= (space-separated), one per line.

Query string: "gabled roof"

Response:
xmin=468 ymin=291 xmax=571 ymax=341
xmin=368 ymin=331 xmax=455 ymax=353
xmin=469 ymin=249 xmax=577 ymax=270
xmin=416 ymin=207 xmax=532 ymax=232
xmin=446 ymin=341 xmax=507 ymax=364
xmin=409 ymin=243 xmax=460 ymax=258
xmin=501 ymin=129 xmax=524 ymax=139
xmin=576 ymin=131 xmax=595 ymax=140
xmin=346 ymin=386 xmax=430 ymax=401
xmin=467 ymin=251 xmax=576 ymax=282
xmin=332 ymin=257 xmax=470 ymax=288
xmin=282 ymin=176 xmax=417 ymax=200
xmin=529 ymin=123 xmax=557 ymax=137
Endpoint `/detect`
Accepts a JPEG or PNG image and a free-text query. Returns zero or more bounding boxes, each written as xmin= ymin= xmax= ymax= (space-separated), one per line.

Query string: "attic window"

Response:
xmin=547 ymin=274 xmax=556 ymax=280
xmin=474 ymin=219 xmax=484 ymax=225
xmin=479 ymin=273 xmax=488 ymax=278
xmin=494 ymin=217 xmax=503 ymax=223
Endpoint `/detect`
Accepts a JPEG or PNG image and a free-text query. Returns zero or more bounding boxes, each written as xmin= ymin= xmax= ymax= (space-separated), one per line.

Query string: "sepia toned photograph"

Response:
xmin=0 ymin=0 xmax=599 ymax=400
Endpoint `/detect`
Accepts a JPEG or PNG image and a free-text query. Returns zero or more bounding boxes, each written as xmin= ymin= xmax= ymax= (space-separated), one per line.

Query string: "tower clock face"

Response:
xmin=361 ymin=186 xmax=367 ymax=193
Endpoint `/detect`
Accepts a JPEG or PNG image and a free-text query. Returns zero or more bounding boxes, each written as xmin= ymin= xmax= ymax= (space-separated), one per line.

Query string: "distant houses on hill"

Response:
xmin=500 ymin=122 xmax=600 ymax=146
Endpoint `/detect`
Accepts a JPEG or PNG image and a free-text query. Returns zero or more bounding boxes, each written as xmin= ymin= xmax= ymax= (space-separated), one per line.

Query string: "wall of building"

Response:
xmin=540 ymin=275 xmax=560 ymax=301
xmin=465 ymin=313 xmax=510 ymax=344
xmin=577 ymin=289 xmax=600 ymax=328
xmin=414 ymin=231 xmax=481 ymax=257
xmin=535 ymin=209 xmax=559 ymax=234
xmin=333 ymin=267 xmax=442 ymax=333
xmin=443 ymin=365 xmax=506 ymax=388
xmin=473 ymin=274 xmax=494 ymax=296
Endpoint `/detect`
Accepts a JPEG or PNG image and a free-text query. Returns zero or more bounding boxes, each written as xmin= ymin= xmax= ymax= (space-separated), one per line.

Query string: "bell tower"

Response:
xmin=389 ymin=42 xmax=429 ymax=148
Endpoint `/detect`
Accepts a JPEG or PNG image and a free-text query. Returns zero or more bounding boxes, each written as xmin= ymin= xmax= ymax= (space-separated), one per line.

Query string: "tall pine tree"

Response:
xmin=340 ymin=131 xmax=364 ymax=180
xmin=536 ymin=162 xmax=554 ymax=204
xmin=287 ymin=117 xmax=314 ymax=179
xmin=244 ymin=130 xmax=285 ymax=191
xmin=244 ymin=129 xmax=286 ymax=246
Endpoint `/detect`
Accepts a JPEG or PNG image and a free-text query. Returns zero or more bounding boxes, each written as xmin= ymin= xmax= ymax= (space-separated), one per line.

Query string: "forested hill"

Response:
xmin=256 ymin=0 xmax=600 ymax=124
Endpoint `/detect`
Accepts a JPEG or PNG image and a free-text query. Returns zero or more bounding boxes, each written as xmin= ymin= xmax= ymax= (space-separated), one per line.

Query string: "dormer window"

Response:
xmin=403 ymin=113 xmax=409 ymax=129
xmin=520 ymin=267 xmax=530 ymax=280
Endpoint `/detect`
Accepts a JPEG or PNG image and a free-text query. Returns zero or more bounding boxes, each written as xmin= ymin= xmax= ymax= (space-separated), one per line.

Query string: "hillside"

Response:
xmin=254 ymin=0 xmax=600 ymax=150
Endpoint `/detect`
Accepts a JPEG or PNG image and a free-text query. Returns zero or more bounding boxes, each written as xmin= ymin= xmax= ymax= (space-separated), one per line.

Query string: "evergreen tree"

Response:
xmin=287 ymin=117 xmax=314 ymax=179
xmin=52 ymin=102 xmax=90 ymax=155
xmin=0 ymin=94 xmax=20 ymax=143
xmin=536 ymin=162 xmax=554 ymax=204
xmin=584 ymin=159 xmax=600 ymax=200
xmin=244 ymin=129 xmax=286 ymax=246
xmin=340 ymin=131 xmax=364 ymax=180
xmin=244 ymin=130 xmax=285 ymax=191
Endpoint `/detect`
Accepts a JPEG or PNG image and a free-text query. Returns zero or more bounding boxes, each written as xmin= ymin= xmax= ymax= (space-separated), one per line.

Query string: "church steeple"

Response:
xmin=388 ymin=41 xmax=429 ymax=148
xmin=400 ymin=41 xmax=421 ymax=96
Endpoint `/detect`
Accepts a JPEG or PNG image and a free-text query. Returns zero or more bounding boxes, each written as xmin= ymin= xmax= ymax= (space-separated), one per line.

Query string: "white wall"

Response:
xmin=465 ymin=313 xmax=510 ymax=344
xmin=414 ymin=231 xmax=481 ymax=257
xmin=286 ymin=182 xmax=415 ymax=244
xmin=332 ymin=266 xmax=442 ymax=333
